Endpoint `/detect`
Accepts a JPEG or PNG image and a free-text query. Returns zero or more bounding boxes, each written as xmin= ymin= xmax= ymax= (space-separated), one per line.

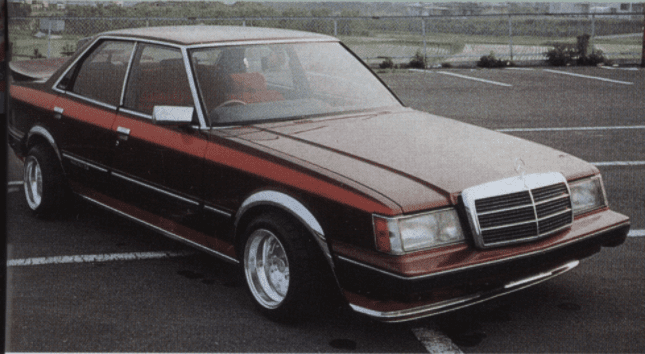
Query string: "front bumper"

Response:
xmin=334 ymin=211 xmax=630 ymax=323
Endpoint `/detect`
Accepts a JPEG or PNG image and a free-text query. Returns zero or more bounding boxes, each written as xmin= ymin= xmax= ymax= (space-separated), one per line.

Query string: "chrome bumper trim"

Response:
xmin=349 ymin=260 xmax=580 ymax=323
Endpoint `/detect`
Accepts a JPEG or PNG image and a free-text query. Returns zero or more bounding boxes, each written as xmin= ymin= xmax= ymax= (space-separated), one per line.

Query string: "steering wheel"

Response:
xmin=216 ymin=99 xmax=247 ymax=108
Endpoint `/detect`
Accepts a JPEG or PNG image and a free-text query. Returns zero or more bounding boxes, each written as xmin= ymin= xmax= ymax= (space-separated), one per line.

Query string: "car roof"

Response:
xmin=104 ymin=25 xmax=337 ymax=45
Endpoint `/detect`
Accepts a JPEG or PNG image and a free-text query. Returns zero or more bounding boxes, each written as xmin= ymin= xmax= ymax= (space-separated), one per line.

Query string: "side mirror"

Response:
xmin=152 ymin=106 xmax=194 ymax=126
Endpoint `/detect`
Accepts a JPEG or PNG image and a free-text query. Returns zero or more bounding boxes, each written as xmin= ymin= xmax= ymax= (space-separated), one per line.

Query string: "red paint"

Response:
xmin=56 ymin=95 xmax=116 ymax=129
xmin=114 ymin=114 xmax=208 ymax=158
xmin=204 ymin=141 xmax=393 ymax=215
xmin=11 ymin=86 xmax=58 ymax=109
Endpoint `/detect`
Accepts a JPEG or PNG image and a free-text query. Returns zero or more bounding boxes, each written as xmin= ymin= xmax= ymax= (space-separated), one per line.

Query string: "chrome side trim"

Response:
xmin=118 ymin=107 xmax=151 ymax=120
xmin=111 ymin=172 xmax=199 ymax=206
xmin=204 ymin=205 xmax=233 ymax=218
xmin=338 ymin=221 xmax=630 ymax=282
xmin=77 ymin=194 xmax=239 ymax=264
xmin=349 ymin=260 xmax=579 ymax=323
xmin=64 ymin=91 xmax=119 ymax=111
xmin=27 ymin=126 xmax=62 ymax=161
xmin=62 ymin=153 xmax=108 ymax=173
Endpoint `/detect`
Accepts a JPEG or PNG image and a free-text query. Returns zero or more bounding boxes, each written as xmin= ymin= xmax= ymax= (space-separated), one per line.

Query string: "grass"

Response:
xmin=9 ymin=33 xmax=84 ymax=60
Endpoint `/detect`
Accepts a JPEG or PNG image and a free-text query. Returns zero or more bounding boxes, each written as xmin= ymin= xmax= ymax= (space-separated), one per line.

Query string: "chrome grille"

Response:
xmin=462 ymin=173 xmax=573 ymax=249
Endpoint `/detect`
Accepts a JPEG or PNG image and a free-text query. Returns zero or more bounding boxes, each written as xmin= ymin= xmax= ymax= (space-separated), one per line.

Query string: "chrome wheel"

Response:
xmin=24 ymin=155 xmax=43 ymax=210
xmin=244 ymin=229 xmax=290 ymax=309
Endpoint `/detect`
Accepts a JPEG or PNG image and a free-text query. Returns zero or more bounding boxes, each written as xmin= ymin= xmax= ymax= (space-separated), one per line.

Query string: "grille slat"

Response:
xmin=465 ymin=179 xmax=573 ymax=248
xmin=536 ymin=198 xmax=571 ymax=218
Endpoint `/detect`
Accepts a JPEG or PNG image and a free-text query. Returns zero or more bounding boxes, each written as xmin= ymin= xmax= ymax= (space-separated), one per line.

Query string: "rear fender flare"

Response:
xmin=27 ymin=126 xmax=64 ymax=172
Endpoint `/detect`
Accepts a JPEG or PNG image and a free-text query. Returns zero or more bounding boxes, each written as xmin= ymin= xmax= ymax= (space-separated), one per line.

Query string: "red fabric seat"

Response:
xmin=227 ymin=73 xmax=284 ymax=104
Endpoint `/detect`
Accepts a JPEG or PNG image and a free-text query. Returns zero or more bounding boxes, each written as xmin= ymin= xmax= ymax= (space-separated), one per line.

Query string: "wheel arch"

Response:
xmin=234 ymin=190 xmax=335 ymax=271
xmin=26 ymin=126 xmax=63 ymax=162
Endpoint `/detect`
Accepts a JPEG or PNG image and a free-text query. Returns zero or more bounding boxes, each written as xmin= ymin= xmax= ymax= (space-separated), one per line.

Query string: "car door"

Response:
xmin=52 ymin=39 xmax=135 ymax=194
xmin=110 ymin=42 xmax=209 ymax=233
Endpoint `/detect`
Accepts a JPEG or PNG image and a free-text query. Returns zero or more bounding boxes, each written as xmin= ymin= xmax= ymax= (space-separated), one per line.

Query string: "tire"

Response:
xmin=241 ymin=212 xmax=327 ymax=322
xmin=23 ymin=145 xmax=66 ymax=216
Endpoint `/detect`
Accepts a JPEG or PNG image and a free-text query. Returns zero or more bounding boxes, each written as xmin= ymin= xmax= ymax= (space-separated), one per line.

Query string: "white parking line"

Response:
xmin=543 ymin=69 xmax=633 ymax=85
xmin=629 ymin=230 xmax=645 ymax=237
xmin=497 ymin=125 xmax=645 ymax=132
xmin=412 ymin=327 xmax=463 ymax=354
xmin=600 ymin=66 xmax=640 ymax=71
xmin=437 ymin=71 xmax=513 ymax=87
xmin=592 ymin=161 xmax=645 ymax=167
xmin=8 ymin=181 xmax=23 ymax=186
xmin=6 ymin=251 xmax=196 ymax=267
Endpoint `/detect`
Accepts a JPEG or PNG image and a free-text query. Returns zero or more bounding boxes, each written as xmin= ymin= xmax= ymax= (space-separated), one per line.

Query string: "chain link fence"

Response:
xmin=8 ymin=13 xmax=645 ymax=67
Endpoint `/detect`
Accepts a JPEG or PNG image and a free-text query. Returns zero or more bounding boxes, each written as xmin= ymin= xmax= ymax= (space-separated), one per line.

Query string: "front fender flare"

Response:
xmin=234 ymin=190 xmax=334 ymax=269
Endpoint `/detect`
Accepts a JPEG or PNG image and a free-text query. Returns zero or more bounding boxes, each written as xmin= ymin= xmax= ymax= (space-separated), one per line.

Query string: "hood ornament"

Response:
xmin=514 ymin=158 xmax=528 ymax=188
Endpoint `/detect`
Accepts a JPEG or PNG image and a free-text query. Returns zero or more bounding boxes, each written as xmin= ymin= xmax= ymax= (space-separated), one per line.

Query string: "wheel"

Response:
xmin=242 ymin=212 xmax=326 ymax=322
xmin=23 ymin=145 xmax=66 ymax=216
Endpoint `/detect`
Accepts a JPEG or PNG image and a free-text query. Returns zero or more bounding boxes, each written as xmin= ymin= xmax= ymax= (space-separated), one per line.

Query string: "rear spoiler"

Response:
xmin=9 ymin=57 xmax=70 ymax=81
xmin=9 ymin=36 xmax=94 ymax=81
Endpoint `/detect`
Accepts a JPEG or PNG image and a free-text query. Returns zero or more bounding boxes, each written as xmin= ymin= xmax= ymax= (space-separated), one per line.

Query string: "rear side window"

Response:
xmin=123 ymin=44 xmax=194 ymax=116
xmin=67 ymin=40 xmax=134 ymax=107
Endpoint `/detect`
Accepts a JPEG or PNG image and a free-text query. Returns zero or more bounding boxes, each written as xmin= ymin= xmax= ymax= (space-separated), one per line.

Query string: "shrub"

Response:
xmin=379 ymin=57 xmax=394 ymax=69
xmin=545 ymin=44 xmax=577 ymax=66
xmin=408 ymin=50 xmax=427 ymax=69
xmin=477 ymin=51 xmax=507 ymax=68
xmin=546 ymin=34 xmax=608 ymax=67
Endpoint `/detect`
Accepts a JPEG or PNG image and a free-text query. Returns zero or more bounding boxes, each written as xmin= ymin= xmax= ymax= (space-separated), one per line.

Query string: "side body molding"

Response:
xmin=235 ymin=190 xmax=334 ymax=269
xmin=27 ymin=126 xmax=63 ymax=163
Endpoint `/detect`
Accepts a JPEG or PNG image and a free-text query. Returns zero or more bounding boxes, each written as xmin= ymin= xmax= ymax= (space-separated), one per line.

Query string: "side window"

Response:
xmin=69 ymin=41 xmax=134 ymax=107
xmin=123 ymin=44 xmax=194 ymax=116
xmin=190 ymin=46 xmax=292 ymax=113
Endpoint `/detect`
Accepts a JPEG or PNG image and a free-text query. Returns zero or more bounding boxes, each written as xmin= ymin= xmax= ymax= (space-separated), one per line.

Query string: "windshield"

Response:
xmin=190 ymin=42 xmax=401 ymax=126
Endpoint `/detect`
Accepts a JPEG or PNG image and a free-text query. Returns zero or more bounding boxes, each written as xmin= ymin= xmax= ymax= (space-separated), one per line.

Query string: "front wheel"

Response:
xmin=242 ymin=212 xmax=327 ymax=322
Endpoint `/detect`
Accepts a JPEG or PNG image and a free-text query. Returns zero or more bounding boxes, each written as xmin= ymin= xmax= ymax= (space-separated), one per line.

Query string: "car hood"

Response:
xmin=238 ymin=109 xmax=597 ymax=213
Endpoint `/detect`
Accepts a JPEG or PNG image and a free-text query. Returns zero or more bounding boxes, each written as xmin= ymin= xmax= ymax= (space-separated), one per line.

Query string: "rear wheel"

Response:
xmin=23 ymin=145 xmax=66 ymax=216
xmin=242 ymin=212 xmax=327 ymax=322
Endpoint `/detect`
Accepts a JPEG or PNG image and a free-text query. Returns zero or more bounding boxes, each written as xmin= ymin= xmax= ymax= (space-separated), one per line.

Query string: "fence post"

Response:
xmin=333 ymin=19 xmax=337 ymax=36
xmin=422 ymin=18 xmax=427 ymax=69
xmin=508 ymin=14 xmax=513 ymax=61
xmin=642 ymin=10 xmax=645 ymax=67
xmin=47 ymin=20 xmax=51 ymax=58
xmin=591 ymin=14 xmax=595 ymax=54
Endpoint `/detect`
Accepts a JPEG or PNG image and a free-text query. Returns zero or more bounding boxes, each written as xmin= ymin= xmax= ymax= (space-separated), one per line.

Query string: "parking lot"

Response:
xmin=6 ymin=66 xmax=645 ymax=352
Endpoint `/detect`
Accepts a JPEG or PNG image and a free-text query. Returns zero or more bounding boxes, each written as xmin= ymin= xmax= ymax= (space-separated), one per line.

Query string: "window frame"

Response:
xmin=53 ymin=38 xmax=136 ymax=111
xmin=53 ymin=36 xmax=208 ymax=129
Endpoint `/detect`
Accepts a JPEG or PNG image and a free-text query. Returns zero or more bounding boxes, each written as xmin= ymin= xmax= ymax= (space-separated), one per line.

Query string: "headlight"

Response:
xmin=569 ymin=176 xmax=607 ymax=216
xmin=373 ymin=209 xmax=465 ymax=255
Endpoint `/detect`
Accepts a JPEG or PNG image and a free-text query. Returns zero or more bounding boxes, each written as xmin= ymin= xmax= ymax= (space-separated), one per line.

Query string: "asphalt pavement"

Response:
xmin=6 ymin=66 xmax=645 ymax=352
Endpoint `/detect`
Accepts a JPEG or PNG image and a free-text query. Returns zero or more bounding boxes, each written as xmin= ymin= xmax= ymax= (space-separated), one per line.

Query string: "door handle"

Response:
xmin=116 ymin=126 xmax=131 ymax=144
xmin=53 ymin=107 xmax=64 ymax=120
xmin=117 ymin=126 xmax=131 ymax=135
